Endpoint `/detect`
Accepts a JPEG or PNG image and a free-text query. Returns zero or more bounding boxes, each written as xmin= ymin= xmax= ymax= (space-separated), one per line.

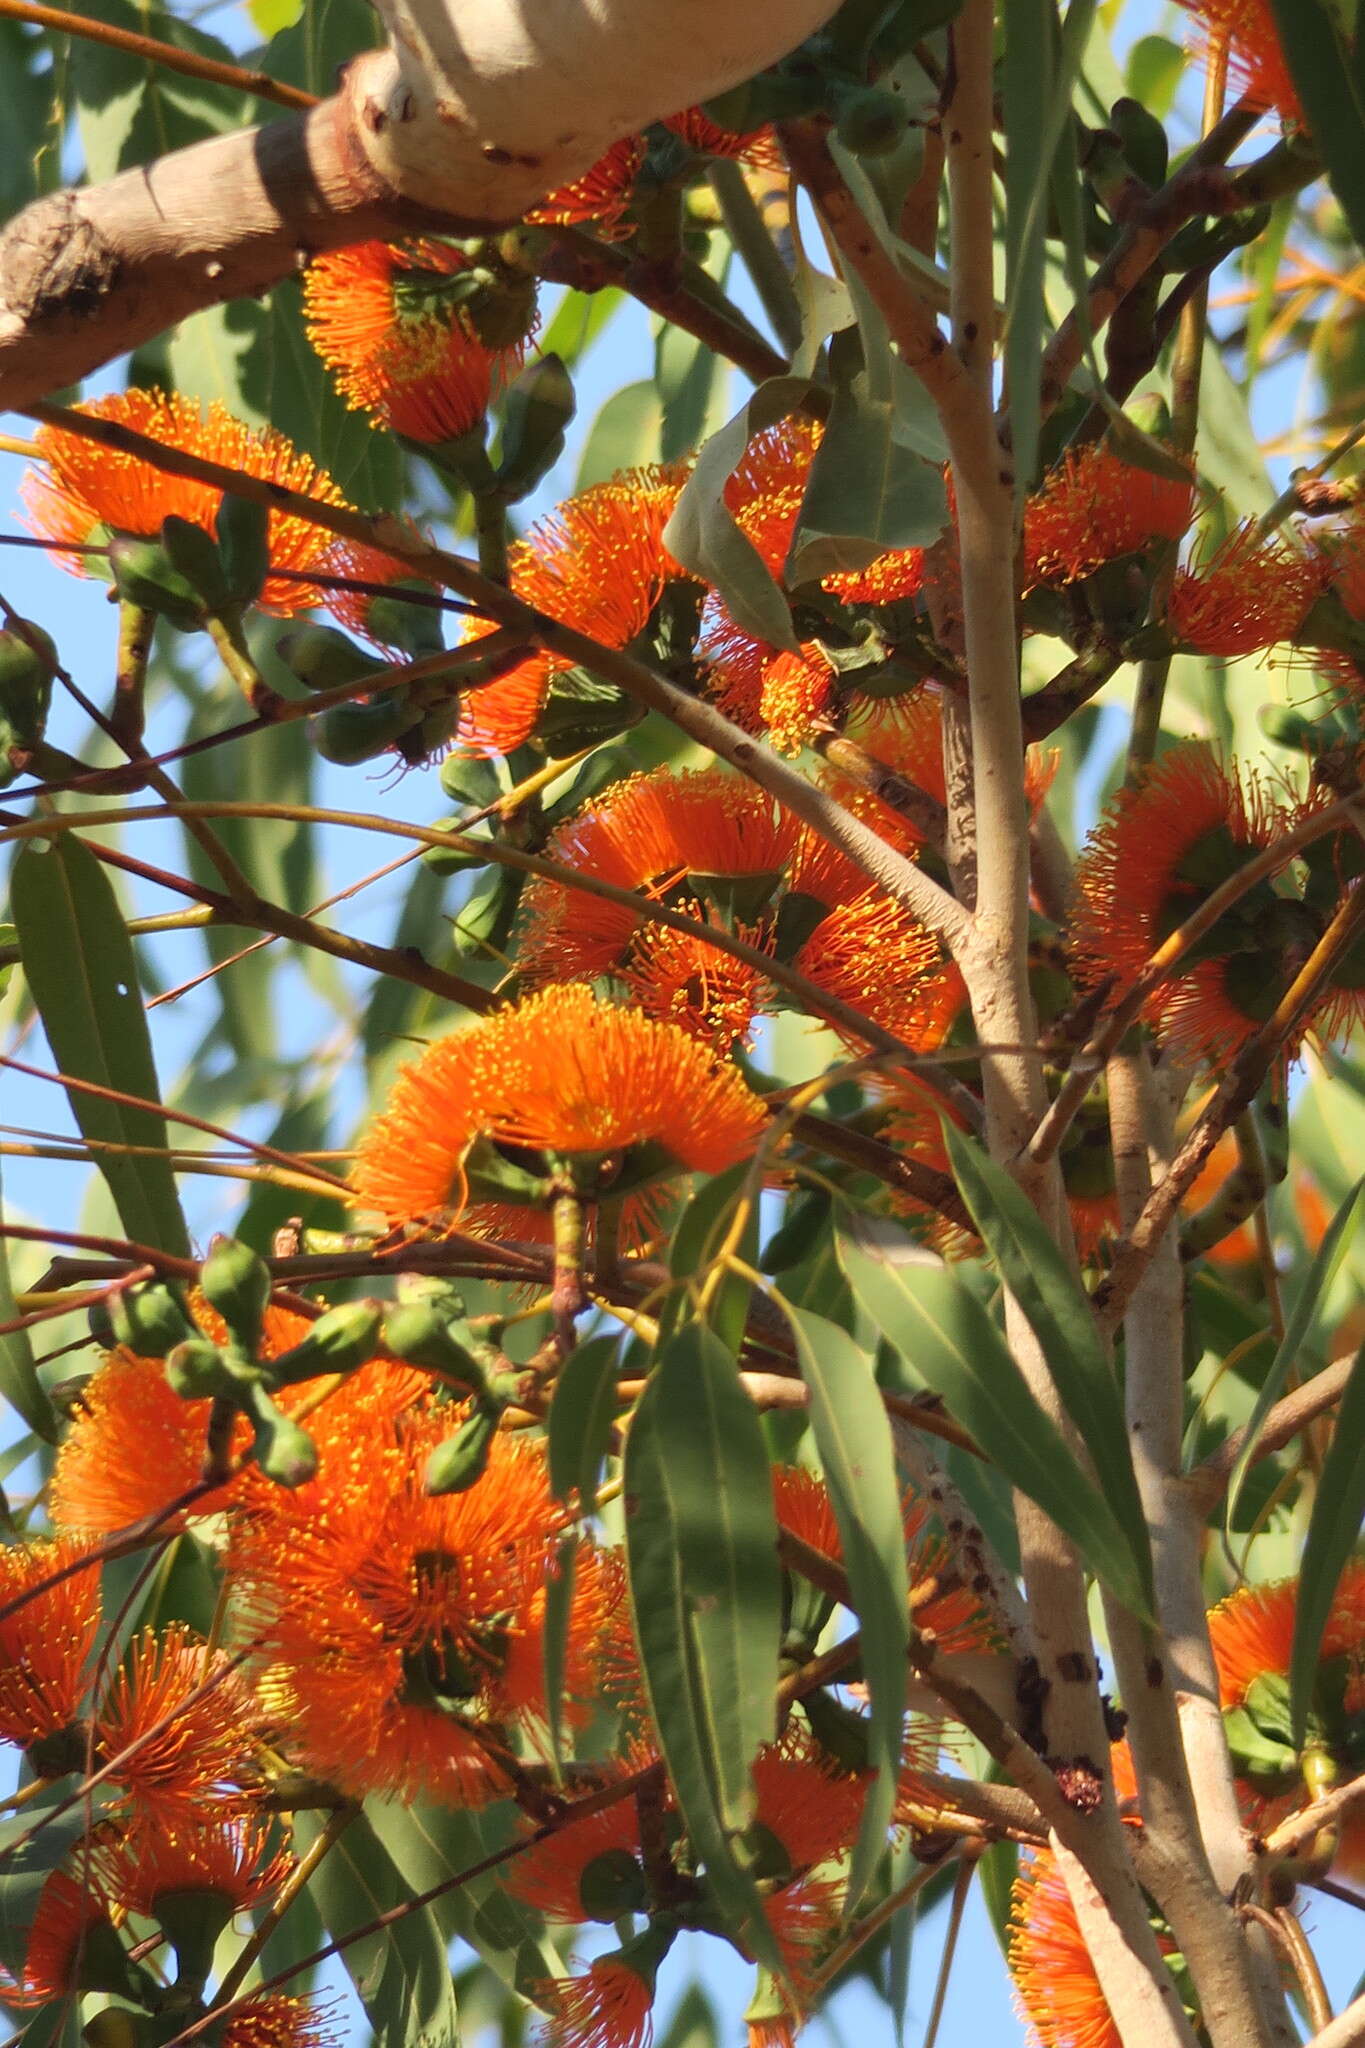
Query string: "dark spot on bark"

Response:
xmin=947 ymin=1517 xmax=965 ymax=1536
xmin=482 ymin=143 xmax=541 ymax=168
xmin=1145 ymin=1656 xmax=1164 ymax=1688
xmin=1058 ymin=1650 xmax=1093 ymax=1683
xmin=1052 ymin=1756 xmax=1104 ymax=1813
xmin=971 ymin=1574 xmax=991 ymax=1596
xmin=929 ymin=332 xmax=946 ymax=354
xmin=998 ymin=470 xmax=1014 ymax=489
xmin=963 ymin=320 xmax=977 ymax=342
xmin=949 ymin=128 xmax=962 ymax=145
xmin=365 ymin=101 xmax=386 ymax=134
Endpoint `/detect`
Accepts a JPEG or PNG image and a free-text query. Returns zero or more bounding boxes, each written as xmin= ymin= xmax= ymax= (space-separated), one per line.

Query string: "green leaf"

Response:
xmin=363 ymin=1801 xmax=564 ymax=2006
xmin=1266 ymin=0 xmax=1365 ymax=254
xmin=542 ymin=1531 xmax=577 ymax=1774
xmin=839 ymin=1217 xmax=1154 ymax=1621
xmin=624 ymin=1324 xmax=786 ymax=1975
xmin=10 ymin=835 xmax=190 ymax=1258
xmin=666 ymin=1157 xmax=759 ymax=1356
xmin=576 ymin=380 xmax=666 ymax=491
xmin=938 ymin=1123 xmax=1153 ymax=1613
xmin=294 ymin=1809 xmax=460 ymax=2048
xmin=547 ymin=1331 xmax=622 ymax=1506
xmin=787 ymin=332 xmax=948 ymax=585
xmin=663 ymin=379 xmax=815 ymax=652
xmin=778 ymin=1300 xmax=908 ymax=1915
xmin=1002 ymin=0 xmax=1057 ymax=503
xmin=1290 ymin=1338 xmax=1365 ymax=1745
xmin=1224 ymin=1176 xmax=1365 ymax=1545
xmin=72 ymin=0 xmax=248 ymax=183
xmin=0 ymin=1161 xmax=55 ymax=1442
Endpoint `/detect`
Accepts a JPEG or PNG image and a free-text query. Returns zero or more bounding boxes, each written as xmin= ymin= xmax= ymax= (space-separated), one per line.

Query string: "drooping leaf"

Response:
xmin=839 ymin=1217 xmax=1154 ymax=1621
xmin=778 ymin=1300 xmax=908 ymax=1915
xmin=1224 ymin=1176 xmax=1365 ymax=1546
xmin=662 ymin=378 xmax=816 ymax=652
xmin=10 ymin=835 xmax=190 ymax=1258
xmin=624 ymin=1325 xmax=786 ymax=1976
xmin=787 ymin=330 xmax=948 ymax=586
xmin=293 ymin=1809 xmax=460 ymax=2048
xmin=1290 ymin=1337 xmax=1365 ymax=1745
xmin=73 ymin=0 xmax=248 ymax=184
xmin=547 ymin=1330 xmax=623 ymax=1507
xmin=665 ymin=1157 xmax=759 ymax=1355
xmin=939 ymin=1122 xmax=1153 ymax=1613
xmin=1266 ymin=0 xmax=1365 ymax=256
xmin=0 ymin=1161 xmax=55 ymax=1442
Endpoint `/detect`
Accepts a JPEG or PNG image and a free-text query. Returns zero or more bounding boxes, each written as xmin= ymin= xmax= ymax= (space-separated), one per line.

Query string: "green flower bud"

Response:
xmin=833 ymin=85 xmax=909 ymax=158
xmin=108 ymin=535 xmax=205 ymax=631
xmin=0 ymin=621 xmax=57 ymax=778
xmin=274 ymin=623 xmax=376 ymax=692
xmin=165 ymin=1339 xmax=231 ymax=1400
xmin=383 ymin=1301 xmax=491 ymax=1393
xmin=214 ymin=494 xmax=270 ymax=609
xmin=268 ymin=1299 xmax=383 ymax=1386
xmin=310 ymin=694 xmax=417 ymax=765
xmin=251 ymin=1401 xmax=318 ymax=1488
xmin=496 ymin=353 xmax=576 ymax=502
xmin=577 ymin=1847 xmax=649 ymax=1922
xmin=109 ymin=1281 xmax=196 ymax=1357
xmin=199 ymin=1235 xmax=272 ymax=1356
xmin=424 ymin=1400 xmax=500 ymax=1495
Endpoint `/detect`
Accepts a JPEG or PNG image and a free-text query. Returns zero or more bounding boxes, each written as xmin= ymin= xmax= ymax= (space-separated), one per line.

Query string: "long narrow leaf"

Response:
xmin=1225 ymin=1176 xmax=1365 ymax=1545
xmin=0 ymin=1160 xmax=55 ymax=1440
xmin=939 ymin=1122 xmax=1152 ymax=1611
xmin=780 ymin=1300 xmax=909 ymax=1916
xmin=624 ymin=1325 xmax=786 ymax=1977
xmin=10 ymin=837 xmax=189 ymax=1257
xmin=1290 ymin=1339 xmax=1365 ymax=1745
xmin=839 ymin=1218 xmax=1154 ymax=1621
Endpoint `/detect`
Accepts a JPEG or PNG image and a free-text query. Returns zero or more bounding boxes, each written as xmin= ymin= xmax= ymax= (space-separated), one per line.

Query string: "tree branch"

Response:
xmin=0 ymin=0 xmax=838 ymax=408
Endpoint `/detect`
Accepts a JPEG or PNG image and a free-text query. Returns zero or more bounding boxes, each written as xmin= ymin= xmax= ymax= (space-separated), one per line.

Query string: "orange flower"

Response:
xmin=526 ymin=136 xmax=646 ymax=233
xmin=753 ymin=1728 xmax=867 ymax=1875
xmin=509 ymin=1791 xmax=647 ymax=1922
xmin=620 ymin=917 xmax=774 ymax=1050
xmin=0 ymin=1538 xmax=99 ymax=1757
xmin=231 ymin=1405 xmax=610 ymax=1805
xmin=1009 ymin=1846 xmax=1124 ymax=2048
xmin=824 ymin=547 xmax=926 ymax=608
xmin=537 ymin=1928 xmax=670 ymax=2048
xmin=661 ymin=108 xmax=784 ymax=173
xmin=1073 ymin=744 xmax=1295 ymax=1063
xmin=1209 ymin=1566 xmax=1365 ymax=1885
xmin=1167 ymin=523 xmax=1322 ymax=656
xmin=1009 ymin=1749 xmax=1164 ymax=2048
xmin=22 ymin=388 xmax=347 ymax=614
xmin=51 ymin=1302 xmax=312 ymax=1537
xmin=519 ymin=766 xmax=799 ymax=988
xmin=456 ymin=465 xmax=686 ymax=755
xmin=793 ymin=888 xmax=957 ymax=1051
xmin=218 ymin=1995 xmax=342 ymax=2048
xmin=1209 ymin=1562 xmax=1365 ymax=1711
xmin=96 ymin=1813 xmax=290 ymax=1922
xmin=94 ymin=1622 xmax=258 ymax=1827
xmin=1022 ymin=443 xmax=1194 ymax=589
xmin=3 ymin=1867 xmax=118 ymax=2007
xmin=302 ymin=237 xmax=533 ymax=444
xmin=351 ymin=985 xmax=769 ymax=1239
xmin=1177 ymin=0 xmax=1301 ymax=123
